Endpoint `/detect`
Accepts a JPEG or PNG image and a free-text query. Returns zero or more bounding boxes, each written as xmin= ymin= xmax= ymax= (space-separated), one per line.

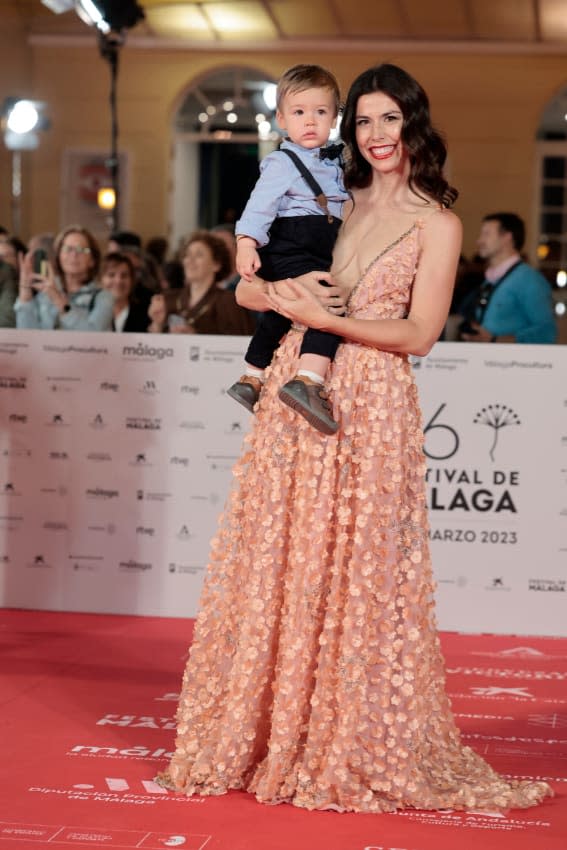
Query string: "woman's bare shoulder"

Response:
xmin=420 ymin=207 xmax=462 ymax=241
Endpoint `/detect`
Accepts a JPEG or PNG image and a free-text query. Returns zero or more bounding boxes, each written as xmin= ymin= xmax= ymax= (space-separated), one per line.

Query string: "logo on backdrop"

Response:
xmin=424 ymin=402 xmax=520 ymax=515
xmin=48 ymin=413 xmax=70 ymax=427
xmin=139 ymin=380 xmax=159 ymax=395
xmin=28 ymin=554 xmax=52 ymax=569
xmin=2 ymin=445 xmax=32 ymax=458
xmin=8 ymin=413 xmax=27 ymax=424
xmin=86 ymin=487 xmax=119 ymax=500
xmin=180 ymin=384 xmax=200 ymax=396
xmin=168 ymin=562 xmax=204 ymax=575
xmin=87 ymin=452 xmax=112 ymax=462
xmin=126 ymin=417 xmax=161 ymax=431
xmin=473 ymin=404 xmax=521 ymax=462
xmin=136 ymin=489 xmax=171 ymax=502
xmin=0 ymin=376 xmax=26 ymax=389
xmin=49 ymin=451 xmax=69 ymax=460
xmin=88 ymin=522 xmax=116 ymax=535
xmin=70 ymin=555 xmax=103 ymax=572
xmin=99 ymin=381 xmax=119 ymax=392
xmin=189 ymin=345 xmax=200 ymax=361
xmin=529 ymin=579 xmax=566 ymax=592
xmin=170 ymin=456 xmax=189 ymax=467
xmin=122 ymin=343 xmax=173 ymax=361
xmin=89 ymin=413 xmax=107 ymax=429
xmin=2 ymin=482 xmax=21 ymax=496
xmin=46 ymin=375 xmax=80 ymax=393
xmin=118 ymin=560 xmax=152 ymax=572
xmin=130 ymin=452 xmax=153 ymax=467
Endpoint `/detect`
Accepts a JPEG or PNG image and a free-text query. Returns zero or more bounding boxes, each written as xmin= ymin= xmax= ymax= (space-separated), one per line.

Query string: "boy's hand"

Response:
xmin=236 ymin=237 xmax=261 ymax=281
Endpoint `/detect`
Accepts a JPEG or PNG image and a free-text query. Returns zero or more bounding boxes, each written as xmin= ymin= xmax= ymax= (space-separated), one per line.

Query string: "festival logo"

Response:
xmin=122 ymin=343 xmax=174 ymax=361
xmin=473 ymin=404 xmax=521 ymax=462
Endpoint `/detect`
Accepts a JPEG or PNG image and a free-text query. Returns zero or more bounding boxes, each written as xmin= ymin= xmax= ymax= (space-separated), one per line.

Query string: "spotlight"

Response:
xmin=6 ymin=101 xmax=39 ymax=135
xmin=80 ymin=1 xmax=144 ymax=32
xmin=2 ymin=99 xmax=49 ymax=151
xmin=42 ymin=1 xmax=145 ymax=33
xmin=263 ymin=84 xmax=277 ymax=111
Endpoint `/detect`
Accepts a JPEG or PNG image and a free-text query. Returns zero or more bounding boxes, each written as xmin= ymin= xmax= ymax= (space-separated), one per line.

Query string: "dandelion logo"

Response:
xmin=473 ymin=404 xmax=521 ymax=461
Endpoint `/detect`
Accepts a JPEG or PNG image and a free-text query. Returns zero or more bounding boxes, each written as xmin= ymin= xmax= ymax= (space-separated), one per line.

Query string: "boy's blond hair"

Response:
xmin=276 ymin=64 xmax=341 ymax=115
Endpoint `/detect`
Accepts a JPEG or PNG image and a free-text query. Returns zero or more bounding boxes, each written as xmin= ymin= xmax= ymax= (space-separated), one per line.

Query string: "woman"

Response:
xmin=147 ymin=230 xmax=255 ymax=335
xmin=15 ymin=225 xmax=113 ymax=331
xmin=158 ymin=65 xmax=552 ymax=812
xmin=101 ymin=251 xmax=150 ymax=332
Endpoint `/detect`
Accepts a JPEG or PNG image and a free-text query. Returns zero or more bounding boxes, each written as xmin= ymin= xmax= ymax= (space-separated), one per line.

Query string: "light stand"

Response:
xmin=98 ymin=30 xmax=122 ymax=233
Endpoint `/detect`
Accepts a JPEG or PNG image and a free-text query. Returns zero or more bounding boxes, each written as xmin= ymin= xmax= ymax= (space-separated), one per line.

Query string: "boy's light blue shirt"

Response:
xmin=235 ymin=139 xmax=350 ymax=247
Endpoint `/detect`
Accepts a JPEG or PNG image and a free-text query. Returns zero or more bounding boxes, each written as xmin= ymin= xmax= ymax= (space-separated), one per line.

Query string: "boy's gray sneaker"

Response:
xmin=227 ymin=376 xmax=262 ymax=413
xmin=278 ymin=376 xmax=338 ymax=435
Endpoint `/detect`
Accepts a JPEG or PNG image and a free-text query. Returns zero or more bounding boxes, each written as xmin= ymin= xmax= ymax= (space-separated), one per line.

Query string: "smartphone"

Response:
xmin=32 ymin=248 xmax=49 ymax=277
xmin=168 ymin=314 xmax=186 ymax=330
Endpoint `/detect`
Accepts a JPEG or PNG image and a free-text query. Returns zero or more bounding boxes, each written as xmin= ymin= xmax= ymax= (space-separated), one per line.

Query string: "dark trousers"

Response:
xmin=245 ymin=215 xmax=342 ymax=369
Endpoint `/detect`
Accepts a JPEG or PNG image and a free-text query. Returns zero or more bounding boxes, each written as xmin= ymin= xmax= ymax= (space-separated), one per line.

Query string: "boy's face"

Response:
xmin=276 ymin=86 xmax=337 ymax=150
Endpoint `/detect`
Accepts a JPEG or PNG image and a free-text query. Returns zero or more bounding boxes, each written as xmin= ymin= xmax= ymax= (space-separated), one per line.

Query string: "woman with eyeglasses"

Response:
xmin=15 ymin=225 xmax=114 ymax=331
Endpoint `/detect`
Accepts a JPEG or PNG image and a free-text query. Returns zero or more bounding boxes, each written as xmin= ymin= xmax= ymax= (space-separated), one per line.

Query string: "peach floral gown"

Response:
xmin=158 ymin=222 xmax=553 ymax=813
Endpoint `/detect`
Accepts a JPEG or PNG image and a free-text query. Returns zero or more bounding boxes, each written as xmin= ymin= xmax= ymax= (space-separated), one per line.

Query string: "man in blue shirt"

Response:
xmin=459 ymin=212 xmax=557 ymax=344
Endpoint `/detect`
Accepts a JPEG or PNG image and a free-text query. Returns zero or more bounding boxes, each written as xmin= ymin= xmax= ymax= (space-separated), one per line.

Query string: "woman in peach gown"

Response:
xmin=157 ymin=64 xmax=553 ymax=812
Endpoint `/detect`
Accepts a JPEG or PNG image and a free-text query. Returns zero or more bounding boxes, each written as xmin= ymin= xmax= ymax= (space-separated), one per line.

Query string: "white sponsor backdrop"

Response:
xmin=0 ymin=331 xmax=565 ymax=635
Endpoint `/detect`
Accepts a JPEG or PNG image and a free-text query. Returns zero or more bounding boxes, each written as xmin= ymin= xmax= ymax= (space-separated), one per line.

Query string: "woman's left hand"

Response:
xmin=267 ymin=278 xmax=332 ymax=330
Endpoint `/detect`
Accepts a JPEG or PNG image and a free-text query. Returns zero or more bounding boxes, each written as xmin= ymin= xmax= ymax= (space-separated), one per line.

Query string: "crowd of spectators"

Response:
xmin=0 ymin=224 xmax=255 ymax=335
xmin=0 ymin=212 xmax=558 ymax=343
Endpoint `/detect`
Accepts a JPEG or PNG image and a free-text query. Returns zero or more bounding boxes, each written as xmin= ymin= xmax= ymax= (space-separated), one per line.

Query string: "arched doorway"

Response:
xmin=170 ymin=66 xmax=279 ymax=251
xmin=535 ymin=84 xmax=567 ymax=339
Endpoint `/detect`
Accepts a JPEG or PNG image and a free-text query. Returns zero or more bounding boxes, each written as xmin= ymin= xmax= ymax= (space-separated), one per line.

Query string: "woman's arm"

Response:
xmin=236 ymin=271 xmax=346 ymax=314
xmin=267 ymin=211 xmax=462 ymax=357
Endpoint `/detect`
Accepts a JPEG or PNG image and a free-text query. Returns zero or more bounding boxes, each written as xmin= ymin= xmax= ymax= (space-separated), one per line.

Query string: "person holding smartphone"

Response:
xmin=15 ymin=225 xmax=114 ymax=331
xmin=147 ymin=230 xmax=255 ymax=336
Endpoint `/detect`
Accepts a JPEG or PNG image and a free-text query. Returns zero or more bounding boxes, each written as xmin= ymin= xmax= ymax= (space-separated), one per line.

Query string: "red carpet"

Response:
xmin=0 ymin=609 xmax=565 ymax=850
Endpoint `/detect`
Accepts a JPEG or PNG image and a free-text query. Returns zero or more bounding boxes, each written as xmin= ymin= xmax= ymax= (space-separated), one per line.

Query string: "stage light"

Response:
xmin=45 ymin=1 xmax=145 ymax=34
xmin=97 ymin=187 xmax=116 ymax=210
xmin=557 ymin=270 xmax=567 ymax=287
xmin=263 ymin=84 xmax=277 ymax=111
xmin=76 ymin=0 xmax=111 ymax=33
xmin=6 ymin=101 xmax=39 ymax=135
xmin=555 ymin=302 xmax=566 ymax=316
xmin=40 ymin=0 xmax=75 ymax=13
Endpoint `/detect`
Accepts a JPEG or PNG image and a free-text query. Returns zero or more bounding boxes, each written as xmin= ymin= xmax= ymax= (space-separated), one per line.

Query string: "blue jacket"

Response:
xmin=478 ymin=263 xmax=557 ymax=344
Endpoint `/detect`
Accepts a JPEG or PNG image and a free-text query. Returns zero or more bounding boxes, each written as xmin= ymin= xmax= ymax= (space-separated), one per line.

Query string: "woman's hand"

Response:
xmin=18 ymin=252 xmax=36 ymax=303
xmin=267 ymin=278 xmax=333 ymax=330
xmin=294 ymin=271 xmax=346 ymax=314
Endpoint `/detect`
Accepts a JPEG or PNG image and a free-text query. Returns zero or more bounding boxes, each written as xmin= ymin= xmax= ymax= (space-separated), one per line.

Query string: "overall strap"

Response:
xmin=477 ymin=260 xmax=523 ymax=323
xmin=280 ymin=148 xmax=334 ymax=223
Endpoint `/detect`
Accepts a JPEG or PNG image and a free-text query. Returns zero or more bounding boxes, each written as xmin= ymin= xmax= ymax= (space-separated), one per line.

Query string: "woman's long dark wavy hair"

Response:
xmin=341 ymin=64 xmax=458 ymax=208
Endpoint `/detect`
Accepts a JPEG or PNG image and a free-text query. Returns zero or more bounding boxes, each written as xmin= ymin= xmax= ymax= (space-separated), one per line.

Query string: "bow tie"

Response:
xmin=320 ymin=143 xmax=344 ymax=161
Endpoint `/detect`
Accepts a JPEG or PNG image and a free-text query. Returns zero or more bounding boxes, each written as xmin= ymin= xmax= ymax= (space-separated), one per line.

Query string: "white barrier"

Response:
xmin=0 ymin=330 xmax=565 ymax=635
